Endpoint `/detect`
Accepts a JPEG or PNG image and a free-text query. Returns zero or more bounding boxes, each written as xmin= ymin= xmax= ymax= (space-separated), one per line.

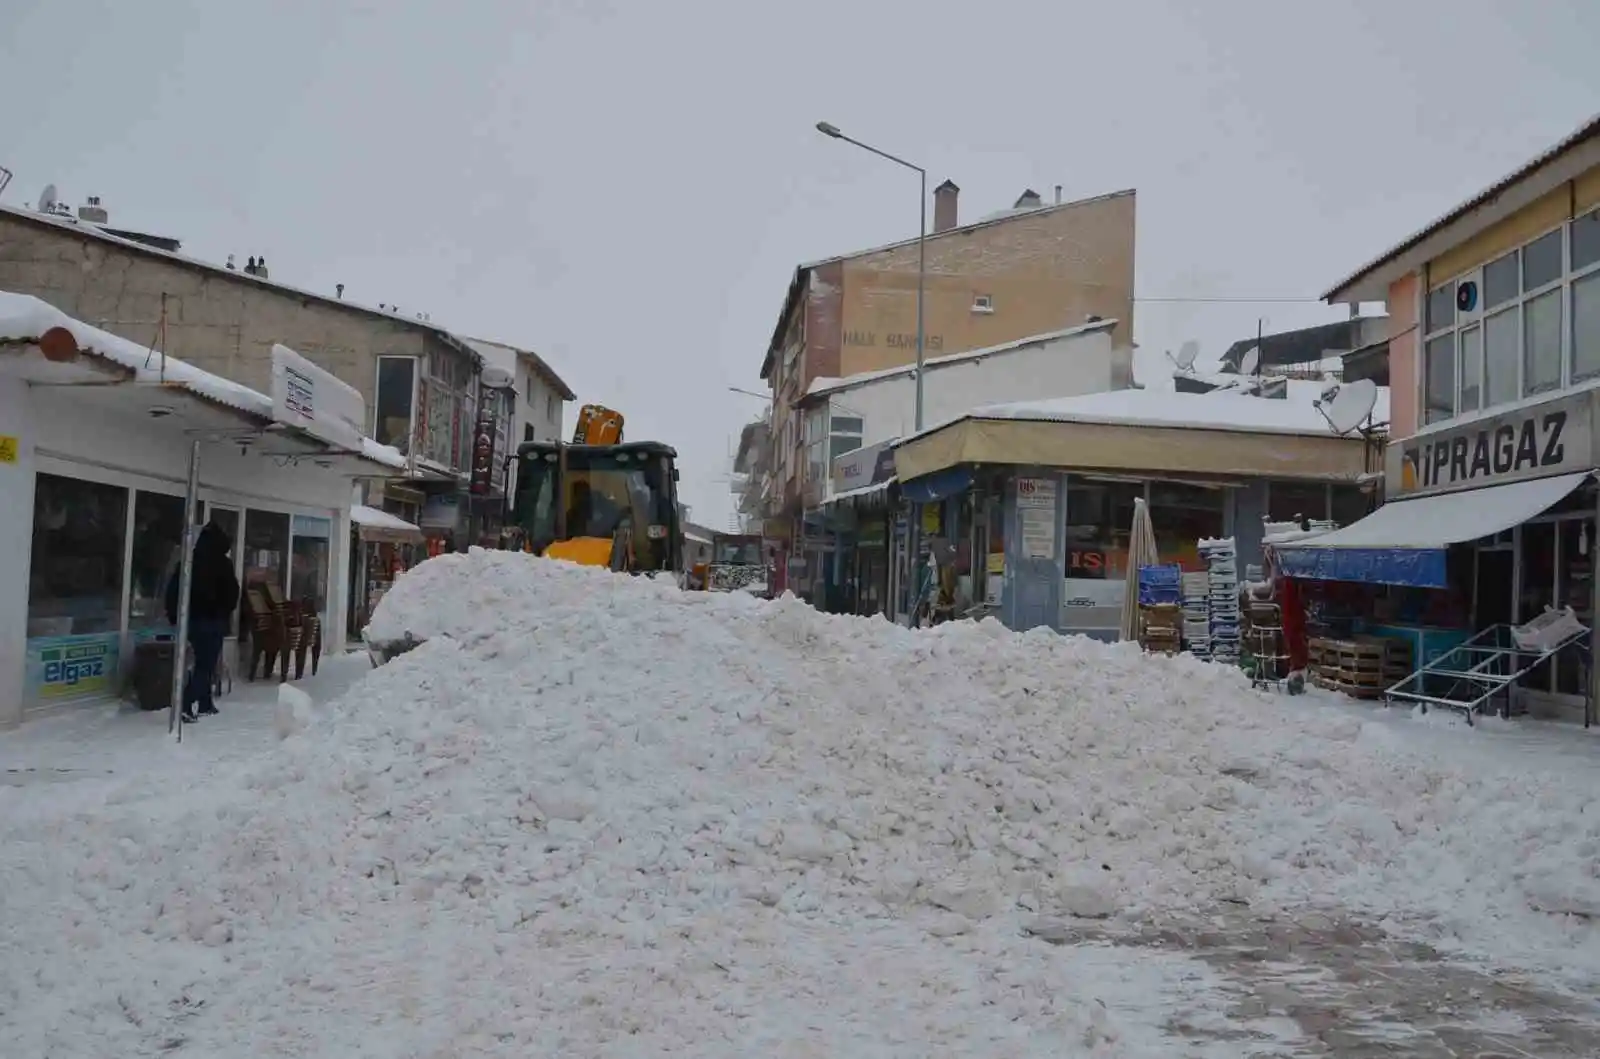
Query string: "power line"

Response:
xmin=1134 ymin=295 xmax=1328 ymax=304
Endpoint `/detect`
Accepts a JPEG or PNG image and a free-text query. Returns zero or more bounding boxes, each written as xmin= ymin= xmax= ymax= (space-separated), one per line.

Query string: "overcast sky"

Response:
xmin=4 ymin=0 xmax=1598 ymax=526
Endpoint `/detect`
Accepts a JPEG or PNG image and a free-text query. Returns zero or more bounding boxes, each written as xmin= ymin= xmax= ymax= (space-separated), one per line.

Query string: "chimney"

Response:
xmin=77 ymin=195 xmax=108 ymax=224
xmin=933 ymin=179 xmax=960 ymax=233
xmin=1054 ymin=184 xmax=1062 ymax=205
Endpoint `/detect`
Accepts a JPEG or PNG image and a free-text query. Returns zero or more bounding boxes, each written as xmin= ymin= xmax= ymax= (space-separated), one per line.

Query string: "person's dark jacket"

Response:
xmin=165 ymin=522 xmax=242 ymax=625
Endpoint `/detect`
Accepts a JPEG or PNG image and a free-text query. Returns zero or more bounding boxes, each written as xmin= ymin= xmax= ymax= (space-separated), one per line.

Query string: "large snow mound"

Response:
xmin=4 ymin=549 xmax=1598 ymax=1055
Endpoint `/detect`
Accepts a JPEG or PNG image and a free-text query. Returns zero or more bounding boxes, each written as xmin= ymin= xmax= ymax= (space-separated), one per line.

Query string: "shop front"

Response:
xmin=0 ymin=295 xmax=402 ymax=724
xmin=889 ymin=391 xmax=1373 ymax=637
xmin=348 ymin=504 xmax=426 ymax=639
xmin=1272 ymin=388 xmax=1600 ymax=723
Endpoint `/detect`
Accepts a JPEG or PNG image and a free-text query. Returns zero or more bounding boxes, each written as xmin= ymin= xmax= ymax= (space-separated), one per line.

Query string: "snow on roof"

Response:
xmin=461 ymin=335 xmax=576 ymax=401
xmin=0 ymin=202 xmax=483 ymax=370
xmin=804 ymin=319 xmax=1117 ymax=401
xmin=351 ymin=504 xmax=422 ymax=532
xmin=0 ymin=290 xmax=406 ymax=470
xmin=955 ymin=378 xmax=1389 ymax=440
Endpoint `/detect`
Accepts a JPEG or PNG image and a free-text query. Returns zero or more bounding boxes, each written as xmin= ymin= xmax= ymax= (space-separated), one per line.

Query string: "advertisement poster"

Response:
xmin=1016 ymin=477 xmax=1058 ymax=559
xmin=27 ymin=633 xmax=120 ymax=703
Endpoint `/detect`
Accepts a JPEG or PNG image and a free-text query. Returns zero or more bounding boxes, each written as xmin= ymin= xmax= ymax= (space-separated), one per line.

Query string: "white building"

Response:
xmin=463 ymin=336 xmax=575 ymax=446
xmin=802 ymin=320 xmax=1128 ymax=502
xmin=0 ymin=292 xmax=404 ymax=726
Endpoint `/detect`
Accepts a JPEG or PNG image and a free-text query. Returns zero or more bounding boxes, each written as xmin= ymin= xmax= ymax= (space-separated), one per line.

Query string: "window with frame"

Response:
xmin=1422 ymin=206 xmax=1600 ymax=423
xmin=828 ymin=411 xmax=864 ymax=463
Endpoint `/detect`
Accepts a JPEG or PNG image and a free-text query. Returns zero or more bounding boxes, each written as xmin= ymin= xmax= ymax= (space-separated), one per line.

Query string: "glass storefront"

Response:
xmin=128 ymin=490 xmax=186 ymax=637
xmin=1149 ymin=481 xmax=1226 ymax=571
xmin=1063 ymin=476 xmax=1140 ymax=579
xmin=22 ymin=469 xmax=339 ymax=711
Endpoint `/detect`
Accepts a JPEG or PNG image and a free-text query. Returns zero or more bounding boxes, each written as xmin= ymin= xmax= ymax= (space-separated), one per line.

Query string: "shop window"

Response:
xmin=1523 ymin=230 xmax=1563 ymax=292
xmin=1483 ymin=308 xmax=1519 ymax=407
xmin=374 ymin=356 xmax=417 ymax=453
xmin=128 ymin=490 xmax=186 ymax=634
xmin=1573 ymin=271 xmax=1600 ymax=382
xmin=1424 ymin=335 xmax=1454 ymax=424
xmin=1484 ymin=251 xmax=1519 ymax=309
xmin=243 ymin=509 xmax=290 ymax=598
xmin=27 ymin=474 xmax=128 ymax=637
xmin=1064 ymin=476 xmax=1140 ymax=579
xmin=1148 ymin=481 xmax=1225 ymax=572
xmin=290 ymin=515 xmax=332 ymax=622
xmin=1425 ymin=284 xmax=1455 ymax=333
xmin=1268 ymin=481 xmax=1327 ymax=525
xmin=1573 ymin=209 xmax=1600 ymax=273
xmin=1458 ymin=325 xmax=1483 ymax=412
xmin=1523 ymin=288 xmax=1563 ymax=395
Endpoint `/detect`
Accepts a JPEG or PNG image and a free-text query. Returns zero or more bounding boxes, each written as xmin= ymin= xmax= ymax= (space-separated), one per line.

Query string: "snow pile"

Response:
xmin=4 ymin=549 xmax=1598 ymax=1054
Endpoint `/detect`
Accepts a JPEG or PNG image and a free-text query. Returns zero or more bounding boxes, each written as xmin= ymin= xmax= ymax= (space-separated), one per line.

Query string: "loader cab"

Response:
xmin=511 ymin=440 xmax=683 ymax=573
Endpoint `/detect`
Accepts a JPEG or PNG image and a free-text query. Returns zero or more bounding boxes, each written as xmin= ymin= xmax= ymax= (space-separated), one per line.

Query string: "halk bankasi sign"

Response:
xmin=1386 ymin=390 xmax=1595 ymax=498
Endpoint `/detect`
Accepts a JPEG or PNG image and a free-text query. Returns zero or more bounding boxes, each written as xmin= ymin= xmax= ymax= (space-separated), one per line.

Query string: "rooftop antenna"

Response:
xmin=1314 ymin=378 xmax=1379 ymax=436
xmin=37 ymin=183 xmax=58 ymax=215
xmin=1239 ymin=345 xmax=1260 ymax=377
xmin=0 ymin=166 xmax=12 ymax=199
xmin=1166 ymin=339 xmax=1200 ymax=374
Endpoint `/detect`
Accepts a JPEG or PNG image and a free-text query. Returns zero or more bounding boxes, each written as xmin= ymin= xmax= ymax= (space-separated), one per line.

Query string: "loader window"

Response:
xmin=513 ymin=449 xmax=678 ymax=570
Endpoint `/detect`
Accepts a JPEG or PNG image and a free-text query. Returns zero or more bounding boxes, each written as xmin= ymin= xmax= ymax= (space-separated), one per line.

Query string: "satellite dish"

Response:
xmin=1166 ymin=339 xmax=1200 ymax=374
xmin=1239 ymin=346 xmax=1260 ymax=376
xmin=1316 ymin=378 xmax=1379 ymax=435
xmin=37 ymin=183 xmax=58 ymax=214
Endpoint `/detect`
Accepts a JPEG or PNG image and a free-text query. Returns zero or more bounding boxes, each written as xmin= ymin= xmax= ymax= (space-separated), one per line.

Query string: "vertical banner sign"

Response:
xmin=1016 ymin=477 xmax=1058 ymax=559
xmin=469 ymin=396 xmax=497 ymax=496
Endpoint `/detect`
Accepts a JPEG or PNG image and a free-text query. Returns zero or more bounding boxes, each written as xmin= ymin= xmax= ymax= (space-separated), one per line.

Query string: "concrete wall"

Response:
xmin=0 ymin=210 xmax=460 ymax=449
xmin=0 ymin=372 xmax=358 ymax=727
xmin=819 ymin=326 xmax=1125 ymax=467
xmin=838 ymin=191 xmax=1136 ymax=378
xmin=515 ymin=359 xmax=566 ymax=444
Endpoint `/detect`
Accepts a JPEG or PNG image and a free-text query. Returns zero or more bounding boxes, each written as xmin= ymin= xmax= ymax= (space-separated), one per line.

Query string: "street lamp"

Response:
xmin=815 ymin=121 xmax=927 ymax=432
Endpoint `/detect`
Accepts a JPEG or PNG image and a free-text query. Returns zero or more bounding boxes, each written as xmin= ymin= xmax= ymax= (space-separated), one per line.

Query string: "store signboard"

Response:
xmin=270 ymin=344 xmax=368 ymax=454
xmin=26 ymin=633 xmax=120 ymax=705
xmin=1016 ymin=477 xmax=1058 ymax=559
xmin=1387 ymin=389 xmax=1596 ymax=499
xmin=832 ymin=439 xmax=896 ymax=493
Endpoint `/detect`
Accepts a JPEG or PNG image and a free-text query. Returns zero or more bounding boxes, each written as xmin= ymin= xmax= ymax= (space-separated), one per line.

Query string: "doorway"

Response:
xmin=1473 ymin=548 xmax=1514 ymax=628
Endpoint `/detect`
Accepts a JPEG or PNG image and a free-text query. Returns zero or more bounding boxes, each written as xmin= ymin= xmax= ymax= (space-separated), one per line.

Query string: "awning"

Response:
xmin=1272 ymin=471 xmax=1592 ymax=587
xmin=352 ymin=504 xmax=426 ymax=544
xmin=900 ymin=465 xmax=973 ymax=505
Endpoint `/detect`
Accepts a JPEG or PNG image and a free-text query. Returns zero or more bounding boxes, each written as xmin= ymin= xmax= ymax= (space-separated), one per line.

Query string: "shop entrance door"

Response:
xmin=1515 ymin=514 xmax=1595 ymax=720
xmin=200 ymin=503 xmax=243 ymax=638
xmin=1473 ymin=548 xmax=1514 ymax=629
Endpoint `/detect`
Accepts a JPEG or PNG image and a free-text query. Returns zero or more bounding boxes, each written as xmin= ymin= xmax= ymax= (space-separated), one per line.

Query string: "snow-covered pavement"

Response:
xmin=3 ymin=551 xmax=1599 ymax=1056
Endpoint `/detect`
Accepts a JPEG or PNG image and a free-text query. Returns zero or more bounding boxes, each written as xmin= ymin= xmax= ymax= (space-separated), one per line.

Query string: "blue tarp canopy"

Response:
xmin=1270 ymin=471 xmax=1592 ymax=588
xmin=900 ymin=465 xmax=974 ymax=505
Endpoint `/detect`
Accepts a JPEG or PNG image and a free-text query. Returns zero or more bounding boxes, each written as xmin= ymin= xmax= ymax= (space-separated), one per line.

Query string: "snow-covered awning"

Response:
xmin=1271 ymin=471 xmax=1593 ymax=587
xmin=0 ymin=291 xmax=405 ymax=474
xmin=352 ymin=504 xmax=425 ymax=544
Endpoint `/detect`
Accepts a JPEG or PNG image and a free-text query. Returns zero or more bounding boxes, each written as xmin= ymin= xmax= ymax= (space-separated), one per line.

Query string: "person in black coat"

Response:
xmin=165 ymin=521 xmax=241 ymax=722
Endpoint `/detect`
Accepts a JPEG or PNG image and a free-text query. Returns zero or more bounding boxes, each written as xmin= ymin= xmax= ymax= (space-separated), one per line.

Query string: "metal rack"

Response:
xmin=1384 ymin=621 xmax=1592 ymax=726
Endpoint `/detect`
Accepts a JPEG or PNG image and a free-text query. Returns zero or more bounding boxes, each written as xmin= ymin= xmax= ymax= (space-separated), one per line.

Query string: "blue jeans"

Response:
xmin=184 ymin=618 xmax=227 ymax=713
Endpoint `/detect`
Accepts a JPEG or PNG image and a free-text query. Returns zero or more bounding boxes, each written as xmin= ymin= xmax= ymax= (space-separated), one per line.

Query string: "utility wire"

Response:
xmin=1133 ymin=295 xmax=1329 ymax=304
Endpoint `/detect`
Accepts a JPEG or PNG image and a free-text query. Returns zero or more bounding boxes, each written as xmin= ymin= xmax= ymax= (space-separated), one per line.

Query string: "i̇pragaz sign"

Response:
xmin=1385 ymin=389 xmax=1596 ymax=499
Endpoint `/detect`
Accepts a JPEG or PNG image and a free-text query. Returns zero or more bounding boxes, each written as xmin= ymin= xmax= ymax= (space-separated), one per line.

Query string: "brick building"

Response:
xmin=0 ymin=199 xmax=518 ymax=537
xmin=758 ymin=184 xmax=1136 ymax=526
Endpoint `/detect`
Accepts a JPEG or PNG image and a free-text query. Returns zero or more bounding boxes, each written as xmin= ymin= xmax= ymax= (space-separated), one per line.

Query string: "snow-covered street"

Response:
xmin=3 ymin=551 xmax=1600 ymax=1057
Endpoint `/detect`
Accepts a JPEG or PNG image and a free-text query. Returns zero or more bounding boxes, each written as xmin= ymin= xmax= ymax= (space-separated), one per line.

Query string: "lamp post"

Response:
xmin=815 ymin=121 xmax=926 ymax=433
